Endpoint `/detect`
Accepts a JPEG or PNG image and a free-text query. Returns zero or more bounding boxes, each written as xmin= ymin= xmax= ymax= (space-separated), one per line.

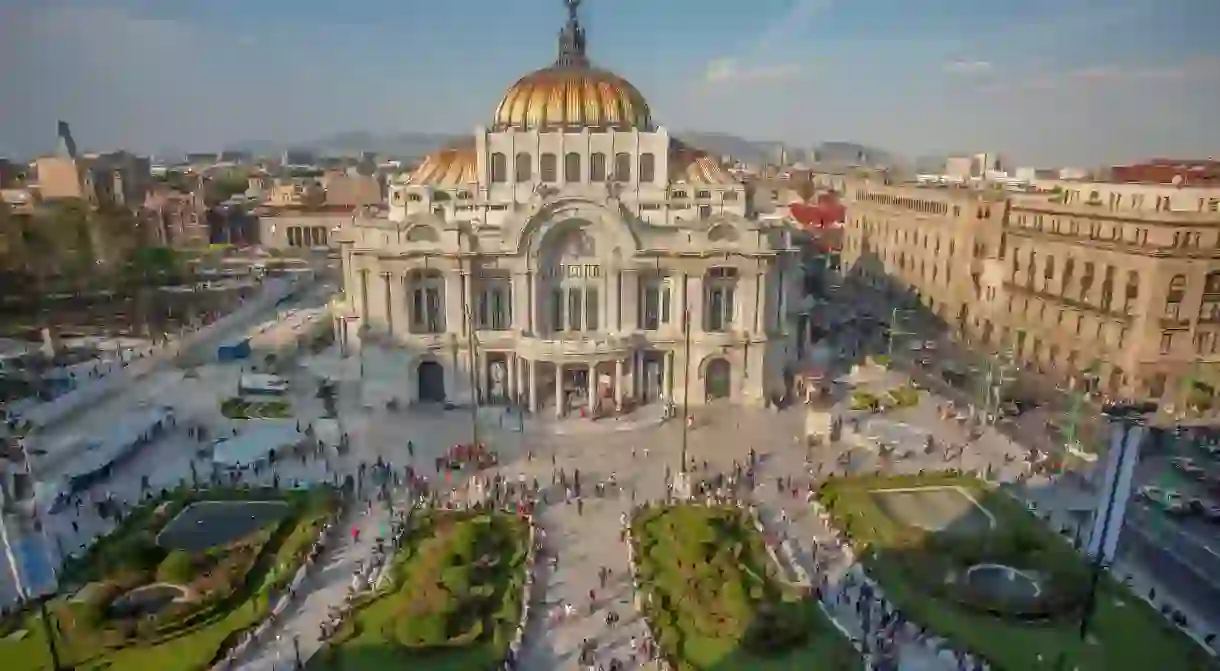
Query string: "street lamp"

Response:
xmin=673 ymin=308 xmax=695 ymax=499
xmin=885 ymin=307 xmax=914 ymax=360
xmin=1 ymin=436 xmax=64 ymax=671
xmin=1060 ymin=360 xmax=1101 ymax=466
xmin=465 ymin=305 xmax=481 ymax=448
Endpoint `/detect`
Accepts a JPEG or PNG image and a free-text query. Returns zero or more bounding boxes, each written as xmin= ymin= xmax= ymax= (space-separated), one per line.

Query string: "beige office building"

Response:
xmin=330 ymin=3 xmax=804 ymax=413
xmin=840 ymin=178 xmax=1220 ymax=408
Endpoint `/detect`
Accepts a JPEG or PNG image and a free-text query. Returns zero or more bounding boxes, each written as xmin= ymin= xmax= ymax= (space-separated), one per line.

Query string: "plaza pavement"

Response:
xmin=232 ymin=503 xmax=391 ymax=671
xmin=13 ymin=317 xmax=1216 ymax=668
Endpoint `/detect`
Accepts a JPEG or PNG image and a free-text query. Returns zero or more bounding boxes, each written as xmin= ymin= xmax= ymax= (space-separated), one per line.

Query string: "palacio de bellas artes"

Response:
xmin=330 ymin=1 xmax=808 ymax=417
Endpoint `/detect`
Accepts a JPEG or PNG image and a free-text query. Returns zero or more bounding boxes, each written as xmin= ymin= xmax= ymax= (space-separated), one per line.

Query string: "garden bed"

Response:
xmin=817 ymin=472 xmax=1218 ymax=671
xmin=0 ymin=486 xmax=338 ymax=671
xmin=308 ymin=510 xmax=528 ymax=671
xmin=632 ymin=504 xmax=858 ymax=671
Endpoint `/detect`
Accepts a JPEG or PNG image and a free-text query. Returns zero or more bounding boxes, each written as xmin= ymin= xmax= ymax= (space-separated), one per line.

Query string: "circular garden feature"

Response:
xmin=106 ymin=584 xmax=189 ymax=619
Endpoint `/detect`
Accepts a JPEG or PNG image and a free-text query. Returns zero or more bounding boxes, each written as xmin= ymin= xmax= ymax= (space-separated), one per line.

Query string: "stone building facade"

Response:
xmin=331 ymin=2 xmax=804 ymax=413
xmin=840 ymin=178 xmax=1220 ymax=406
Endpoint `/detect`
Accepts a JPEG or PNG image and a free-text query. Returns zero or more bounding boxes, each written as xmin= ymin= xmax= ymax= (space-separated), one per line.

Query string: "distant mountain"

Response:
xmin=811 ymin=141 xmax=894 ymax=166
xmin=675 ymin=132 xmax=782 ymax=163
xmin=217 ymin=130 xmax=897 ymax=167
xmin=676 ymin=133 xmax=896 ymax=167
xmin=222 ymin=132 xmax=461 ymax=162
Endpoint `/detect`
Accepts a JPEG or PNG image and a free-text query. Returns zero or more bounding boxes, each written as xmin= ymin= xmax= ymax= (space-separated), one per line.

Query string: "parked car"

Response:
xmin=1138 ymin=485 xmax=1164 ymax=503
xmin=1202 ymin=505 xmax=1220 ymax=523
xmin=1162 ymin=491 xmax=1192 ymax=516
xmin=1199 ymin=444 xmax=1220 ymax=460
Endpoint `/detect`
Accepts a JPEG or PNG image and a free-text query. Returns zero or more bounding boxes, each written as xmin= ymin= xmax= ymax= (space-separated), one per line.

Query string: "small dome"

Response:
xmin=492 ymin=66 xmax=652 ymax=132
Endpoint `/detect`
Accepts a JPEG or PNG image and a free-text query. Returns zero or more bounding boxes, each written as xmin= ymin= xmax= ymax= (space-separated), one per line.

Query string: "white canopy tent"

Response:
xmin=212 ymin=420 xmax=300 ymax=468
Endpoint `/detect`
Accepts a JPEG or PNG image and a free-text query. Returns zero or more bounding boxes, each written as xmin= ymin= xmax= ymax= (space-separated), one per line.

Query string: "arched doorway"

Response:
xmin=705 ymin=358 xmax=731 ymax=401
xmin=417 ymin=361 xmax=445 ymax=402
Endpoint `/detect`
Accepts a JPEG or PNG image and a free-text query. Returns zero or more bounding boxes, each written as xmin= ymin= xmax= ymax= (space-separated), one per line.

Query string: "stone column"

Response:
xmin=688 ymin=273 xmax=705 ymax=333
xmin=621 ymin=269 xmax=639 ymax=332
xmin=587 ymin=362 xmax=597 ymax=410
xmin=462 ymin=272 xmax=474 ymax=335
xmin=444 ymin=271 xmax=463 ymax=334
xmin=554 ymin=362 xmax=565 ymax=418
xmin=614 ymin=358 xmax=624 ymax=410
xmin=387 ymin=271 xmax=406 ymax=338
xmin=529 ymin=271 xmax=540 ymax=335
xmin=513 ymin=272 xmax=530 ymax=334
xmin=608 ymin=270 xmax=621 ymax=332
xmin=527 ymin=359 xmax=538 ymax=413
xmin=506 ymin=354 xmax=517 ymax=403
xmin=662 ymin=351 xmax=672 ymax=400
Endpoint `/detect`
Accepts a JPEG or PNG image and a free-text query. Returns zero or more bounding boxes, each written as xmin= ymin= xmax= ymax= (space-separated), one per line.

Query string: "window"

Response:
xmin=584 ymin=288 xmax=599 ymax=331
xmin=475 ymin=282 xmax=510 ymax=331
xmin=697 ymin=190 xmax=712 ymax=199
xmin=567 ymin=288 xmax=583 ymax=331
xmin=614 ymin=152 xmax=631 ymax=182
xmin=564 ymin=152 xmax=582 ymax=182
xmin=699 ymin=205 xmax=712 ymax=219
xmin=490 ymin=152 xmax=507 ymax=183
xmin=550 ymin=288 xmax=564 ymax=331
xmin=639 ymin=152 xmax=656 ymax=183
xmin=1160 ymin=332 xmax=1175 ymax=354
xmin=540 ymin=153 xmax=557 ymax=182
xmin=514 ymin=152 xmax=532 ymax=182
xmin=589 ymin=152 xmax=607 ymax=182
xmin=411 ymin=275 xmax=443 ymax=333
xmin=705 ymin=267 xmax=738 ymax=332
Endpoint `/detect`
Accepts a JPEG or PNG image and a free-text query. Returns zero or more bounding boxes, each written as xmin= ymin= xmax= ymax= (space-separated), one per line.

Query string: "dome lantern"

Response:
xmin=491 ymin=0 xmax=653 ymax=132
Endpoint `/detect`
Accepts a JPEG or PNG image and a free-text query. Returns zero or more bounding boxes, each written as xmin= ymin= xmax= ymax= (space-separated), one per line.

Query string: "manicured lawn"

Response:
xmin=819 ymin=472 xmax=1218 ymax=671
xmin=308 ymin=510 xmax=528 ymax=671
xmin=0 ymin=487 xmax=336 ymax=671
xmin=632 ymin=504 xmax=858 ymax=671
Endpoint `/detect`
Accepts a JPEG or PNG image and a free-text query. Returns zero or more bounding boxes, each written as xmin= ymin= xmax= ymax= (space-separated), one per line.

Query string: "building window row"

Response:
xmin=490 ymin=151 xmax=656 ymax=184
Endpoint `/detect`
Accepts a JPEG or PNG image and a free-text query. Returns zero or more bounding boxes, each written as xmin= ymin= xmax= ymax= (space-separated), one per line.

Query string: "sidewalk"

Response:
xmin=233 ymin=502 xmax=390 ymax=671
xmin=516 ymin=493 xmax=650 ymax=670
xmin=749 ymin=459 xmax=955 ymax=671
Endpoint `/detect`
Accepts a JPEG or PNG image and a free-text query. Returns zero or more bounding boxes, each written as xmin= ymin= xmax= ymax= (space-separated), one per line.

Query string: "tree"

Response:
xmin=126 ymin=246 xmax=181 ymax=283
xmin=204 ymin=174 xmax=250 ymax=205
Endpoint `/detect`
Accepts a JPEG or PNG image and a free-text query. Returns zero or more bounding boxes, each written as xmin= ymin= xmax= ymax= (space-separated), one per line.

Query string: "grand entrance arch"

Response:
xmin=705 ymin=357 xmax=731 ymax=401
xmin=417 ymin=360 xmax=446 ymax=402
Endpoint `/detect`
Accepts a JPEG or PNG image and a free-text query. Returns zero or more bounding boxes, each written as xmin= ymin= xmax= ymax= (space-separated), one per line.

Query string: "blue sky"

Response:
xmin=2 ymin=0 xmax=1218 ymax=165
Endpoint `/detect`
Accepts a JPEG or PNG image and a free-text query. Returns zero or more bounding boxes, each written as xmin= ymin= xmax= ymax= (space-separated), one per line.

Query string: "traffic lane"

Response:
xmin=1127 ymin=505 xmax=1220 ymax=576
xmin=1118 ymin=526 xmax=1220 ymax=633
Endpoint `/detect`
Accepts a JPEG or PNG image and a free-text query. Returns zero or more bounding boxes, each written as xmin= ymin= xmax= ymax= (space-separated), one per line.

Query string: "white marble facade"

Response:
xmin=331 ymin=2 xmax=805 ymax=413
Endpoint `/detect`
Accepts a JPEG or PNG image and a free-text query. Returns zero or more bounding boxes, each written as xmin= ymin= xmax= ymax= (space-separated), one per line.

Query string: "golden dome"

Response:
xmin=408 ymin=141 xmax=476 ymax=186
xmin=492 ymin=66 xmax=652 ymax=132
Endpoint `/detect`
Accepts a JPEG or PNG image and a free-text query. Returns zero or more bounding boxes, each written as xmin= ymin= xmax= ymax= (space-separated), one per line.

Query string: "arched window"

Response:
xmin=539 ymin=153 xmax=557 ymax=182
xmin=589 ymin=152 xmax=607 ymax=182
xmin=639 ymin=152 xmax=656 ymax=183
xmin=514 ymin=152 xmax=532 ymax=182
xmin=613 ymin=152 xmax=631 ymax=183
xmin=564 ymin=152 xmax=582 ymax=183
xmin=490 ymin=152 xmax=507 ymax=183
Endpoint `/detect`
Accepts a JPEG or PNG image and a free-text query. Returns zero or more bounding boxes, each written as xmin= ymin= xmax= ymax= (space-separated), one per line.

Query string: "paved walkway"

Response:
xmin=517 ymin=492 xmax=650 ymax=670
xmin=750 ymin=436 xmax=957 ymax=671
xmin=233 ymin=502 xmax=391 ymax=671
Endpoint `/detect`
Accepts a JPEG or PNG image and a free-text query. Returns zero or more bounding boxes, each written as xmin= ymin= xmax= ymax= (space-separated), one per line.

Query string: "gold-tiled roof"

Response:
xmin=669 ymin=141 xmax=738 ymax=185
xmin=407 ymin=143 xmax=477 ymax=186
xmin=493 ymin=66 xmax=652 ymax=132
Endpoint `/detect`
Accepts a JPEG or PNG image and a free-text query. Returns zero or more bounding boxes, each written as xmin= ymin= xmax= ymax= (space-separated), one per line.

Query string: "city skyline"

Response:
xmin=2 ymin=0 xmax=1218 ymax=166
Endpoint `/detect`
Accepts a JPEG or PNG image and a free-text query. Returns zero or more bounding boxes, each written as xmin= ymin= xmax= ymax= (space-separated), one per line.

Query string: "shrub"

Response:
xmin=157 ymin=550 xmax=196 ymax=584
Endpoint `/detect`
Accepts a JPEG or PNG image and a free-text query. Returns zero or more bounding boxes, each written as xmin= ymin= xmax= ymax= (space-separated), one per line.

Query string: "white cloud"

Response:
xmin=703 ymin=58 xmax=801 ymax=84
xmin=980 ymin=61 xmax=1207 ymax=94
xmin=944 ymin=60 xmax=993 ymax=76
xmin=700 ymin=0 xmax=832 ymax=87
